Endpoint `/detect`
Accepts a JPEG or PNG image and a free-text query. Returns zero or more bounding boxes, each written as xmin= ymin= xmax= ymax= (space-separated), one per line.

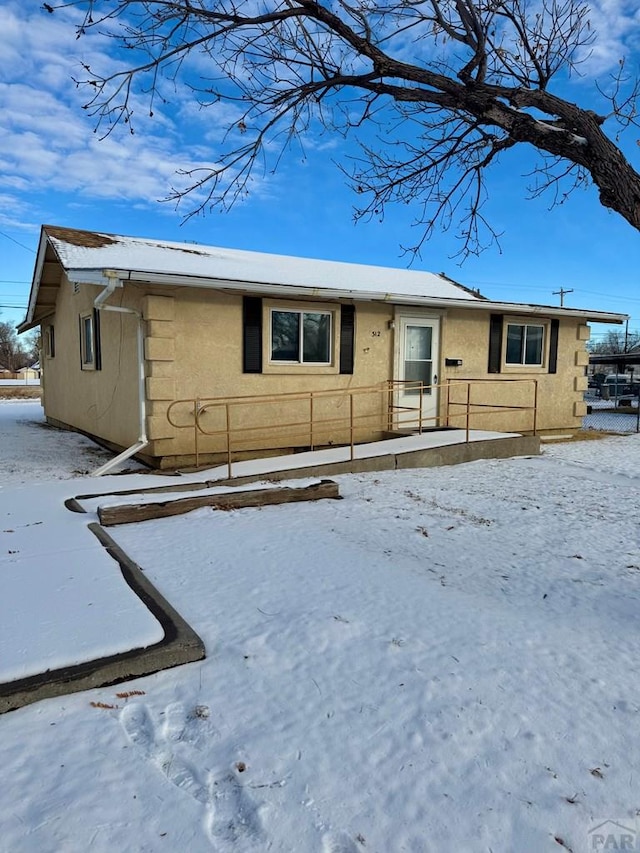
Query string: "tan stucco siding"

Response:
xmin=41 ymin=274 xmax=140 ymax=449
xmin=148 ymin=288 xmax=395 ymax=458
xmin=440 ymin=309 xmax=588 ymax=433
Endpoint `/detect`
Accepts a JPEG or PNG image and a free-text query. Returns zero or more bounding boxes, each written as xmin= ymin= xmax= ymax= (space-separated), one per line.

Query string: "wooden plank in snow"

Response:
xmin=98 ymin=480 xmax=340 ymax=526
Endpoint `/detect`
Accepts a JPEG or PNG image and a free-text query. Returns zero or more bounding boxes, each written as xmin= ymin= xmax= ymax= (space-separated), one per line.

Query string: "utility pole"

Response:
xmin=552 ymin=287 xmax=574 ymax=307
xmin=624 ymin=317 xmax=629 ymax=352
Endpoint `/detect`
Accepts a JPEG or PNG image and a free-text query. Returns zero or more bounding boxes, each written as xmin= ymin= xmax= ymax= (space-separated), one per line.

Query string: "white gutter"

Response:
xmin=90 ymin=271 xmax=149 ymax=477
xmin=66 ymin=267 xmax=627 ymax=325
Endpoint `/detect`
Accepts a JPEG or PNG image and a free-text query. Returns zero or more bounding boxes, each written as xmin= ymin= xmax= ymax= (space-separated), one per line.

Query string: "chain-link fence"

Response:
xmin=583 ymin=386 xmax=640 ymax=433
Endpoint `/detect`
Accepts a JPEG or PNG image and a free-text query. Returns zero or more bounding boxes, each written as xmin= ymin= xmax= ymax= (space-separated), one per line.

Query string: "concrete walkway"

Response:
xmin=0 ymin=474 xmax=204 ymax=714
xmin=1 ymin=419 xmax=537 ymax=713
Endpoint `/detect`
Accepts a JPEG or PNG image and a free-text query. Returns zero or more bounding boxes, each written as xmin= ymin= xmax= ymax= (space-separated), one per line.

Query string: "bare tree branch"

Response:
xmin=50 ymin=0 xmax=640 ymax=257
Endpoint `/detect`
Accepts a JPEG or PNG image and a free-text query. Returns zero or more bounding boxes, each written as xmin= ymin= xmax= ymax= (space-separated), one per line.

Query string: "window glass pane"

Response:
xmin=271 ymin=311 xmax=300 ymax=361
xmin=83 ymin=316 xmax=94 ymax=363
xmin=405 ymin=326 xmax=432 ymax=360
xmin=404 ymin=361 xmax=433 ymax=394
xmin=525 ymin=325 xmax=544 ymax=365
xmin=302 ymin=313 xmax=331 ymax=363
xmin=506 ymin=324 xmax=524 ymax=364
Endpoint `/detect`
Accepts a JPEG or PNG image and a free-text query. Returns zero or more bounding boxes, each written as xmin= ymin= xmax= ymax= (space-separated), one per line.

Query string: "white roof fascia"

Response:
xmin=61 ymin=269 xmax=627 ymax=325
xmin=62 ymin=267 xmax=627 ymax=325
xmin=130 ymin=269 xmax=628 ymax=324
xmin=21 ymin=230 xmax=51 ymax=330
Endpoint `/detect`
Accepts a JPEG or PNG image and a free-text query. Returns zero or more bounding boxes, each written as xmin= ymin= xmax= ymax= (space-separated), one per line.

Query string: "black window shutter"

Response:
xmin=548 ymin=318 xmax=559 ymax=374
xmin=243 ymin=296 xmax=263 ymax=373
xmin=488 ymin=314 xmax=503 ymax=374
xmin=78 ymin=315 xmax=83 ymax=369
xmin=339 ymin=304 xmax=355 ymax=374
xmin=93 ymin=307 xmax=102 ymax=371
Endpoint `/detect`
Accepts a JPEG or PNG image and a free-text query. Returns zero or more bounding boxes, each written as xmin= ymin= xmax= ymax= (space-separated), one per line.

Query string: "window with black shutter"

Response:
xmin=339 ymin=304 xmax=355 ymax=374
xmin=548 ymin=319 xmax=559 ymax=374
xmin=243 ymin=296 xmax=263 ymax=373
xmin=488 ymin=314 xmax=503 ymax=374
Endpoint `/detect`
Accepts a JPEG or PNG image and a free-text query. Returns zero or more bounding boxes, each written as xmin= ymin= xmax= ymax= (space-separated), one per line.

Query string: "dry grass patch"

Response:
xmin=540 ymin=430 xmax=621 ymax=444
xmin=574 ymin=430 xmax=623 ymax=441
xmin=0 ymin=387 xmax=42 ymax=400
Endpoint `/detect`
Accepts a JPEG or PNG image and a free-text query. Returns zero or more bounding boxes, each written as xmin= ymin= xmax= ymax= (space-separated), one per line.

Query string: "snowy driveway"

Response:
xmin=1 ymin=401 xmax=640 ymax=852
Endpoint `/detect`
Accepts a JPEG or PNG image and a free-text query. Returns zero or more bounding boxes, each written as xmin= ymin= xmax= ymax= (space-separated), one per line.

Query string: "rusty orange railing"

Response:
xmin=444 ymin=377 xmax=538 ymax=441
xmin=166 ymin=378 xmax=538 ymax=477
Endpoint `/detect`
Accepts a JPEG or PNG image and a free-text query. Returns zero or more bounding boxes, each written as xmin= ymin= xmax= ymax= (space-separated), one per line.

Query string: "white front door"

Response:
xmin=395 ymin=316 xmax=440 ymax=429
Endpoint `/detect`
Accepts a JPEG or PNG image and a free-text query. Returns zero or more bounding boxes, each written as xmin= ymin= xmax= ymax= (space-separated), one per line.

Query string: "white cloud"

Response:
xmin=0 ymin=193 xmax=41 ymax=232
xmin=6 ymin=0 xmax=636 ymax=236
xmin=0 ymin=0 xmax=254 ymax=223
xmin=566 ymin=1 xmax=640 ymax=75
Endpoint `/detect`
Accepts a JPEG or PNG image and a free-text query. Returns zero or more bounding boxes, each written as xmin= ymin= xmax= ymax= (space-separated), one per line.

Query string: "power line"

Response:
xmin=466 ymin=279 xmax=640 ymax=307
xmin=0 ymin=231 xmax=36 ymax=254
xmin=572 ymin=289 xmax=640 ymax=305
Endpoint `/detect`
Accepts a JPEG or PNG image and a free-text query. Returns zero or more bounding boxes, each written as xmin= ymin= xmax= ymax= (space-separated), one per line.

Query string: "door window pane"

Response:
xmin=404 ymin=361 xmax=433 ymax=394
xmin=405 ymin=326 xmax=432 ymax=360
xmin=404 ymin=325 xmax=433 ymax=394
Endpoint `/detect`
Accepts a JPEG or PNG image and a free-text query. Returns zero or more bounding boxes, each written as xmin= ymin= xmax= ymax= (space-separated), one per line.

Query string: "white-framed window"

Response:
xmin=270 ymin=308 xmax=332 ymax=365
xmin=505 ymin=322 xmax=545 ymax=367
xmin=80 ymin=313 xmax=95 ymax=368
xmin=45 ymin=324 xmax=55 ymax=358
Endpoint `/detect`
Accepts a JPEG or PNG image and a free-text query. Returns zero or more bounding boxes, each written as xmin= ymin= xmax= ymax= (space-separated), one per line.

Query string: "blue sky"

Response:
xmin=1 ymin=0 xmax=640 ymax=346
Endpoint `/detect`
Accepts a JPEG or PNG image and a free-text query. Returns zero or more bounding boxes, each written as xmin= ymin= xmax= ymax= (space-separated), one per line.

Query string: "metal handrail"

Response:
xmin=167 ymin=380 xmax=429 ymax=473
xmin=165 ymin=377 xmax=539 ymax=476
xmin=445 ymin=377 xmax=539 ymax=439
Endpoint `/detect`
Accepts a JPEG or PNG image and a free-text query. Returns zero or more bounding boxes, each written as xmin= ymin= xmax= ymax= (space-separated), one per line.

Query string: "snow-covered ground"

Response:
xmin=0 ymin=399 xmax=144 ymax=485
xmin=0 ymin=402 xmax=169 ymax=680
xmin=2 ymin=401 xmax=640 ymax=852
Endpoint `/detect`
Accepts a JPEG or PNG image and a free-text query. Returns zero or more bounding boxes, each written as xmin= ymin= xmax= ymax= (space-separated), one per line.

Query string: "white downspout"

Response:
xmin=90 ymin=271 xmax=149 ymax=477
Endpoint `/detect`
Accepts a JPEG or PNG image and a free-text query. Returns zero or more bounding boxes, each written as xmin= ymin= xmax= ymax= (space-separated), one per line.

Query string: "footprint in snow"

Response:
xmin=207 ymin=768 xmax=264 ymax=845
xmin=120 ymin=702 xmax=263 ymax=848
xmin=322 ymin=831 xmax=361 ymax=853
xmin=120 ymin=701 xmax=211 ymax=804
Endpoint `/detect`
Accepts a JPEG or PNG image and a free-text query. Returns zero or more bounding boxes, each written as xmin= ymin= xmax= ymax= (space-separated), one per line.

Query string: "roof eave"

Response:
xmin=17 ymin=319 xmax=36 ymax=334
xmin=17 ymin=311 xmax=55 ymax=334
xmin=19 ymin=228 xmax=54 ymax=332
xmin=63 ymin=267 xmax=626 ymax=324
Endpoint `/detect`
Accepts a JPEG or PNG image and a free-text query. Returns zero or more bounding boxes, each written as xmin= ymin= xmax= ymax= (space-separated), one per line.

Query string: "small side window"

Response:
xmin=80 ymin=314 xmax=95 ymax=369
xmin=45 ymin=325 xmax=55 ymax=358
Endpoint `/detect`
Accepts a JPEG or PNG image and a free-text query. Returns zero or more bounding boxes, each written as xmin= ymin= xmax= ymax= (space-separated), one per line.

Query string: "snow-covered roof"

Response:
xmin=20 ymin=225 xmax=627 ymax=330
xmin=42 ymin=225 xmax=481 ymax=301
